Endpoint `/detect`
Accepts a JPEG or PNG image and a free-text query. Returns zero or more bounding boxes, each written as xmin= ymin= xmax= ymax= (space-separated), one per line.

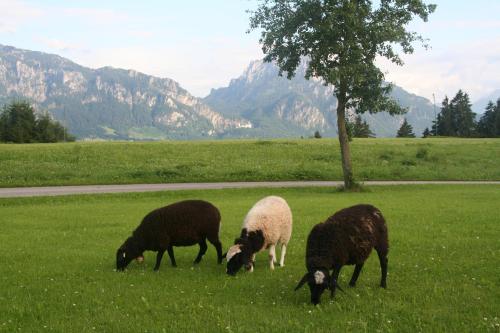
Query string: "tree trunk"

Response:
xmin=336 ymin=94 xmax=354 ymax=189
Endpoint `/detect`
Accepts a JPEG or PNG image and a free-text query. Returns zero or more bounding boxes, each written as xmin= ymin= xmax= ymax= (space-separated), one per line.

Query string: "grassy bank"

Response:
xmin=0 ymin=138 xmax=499 ymax=187
xmin=0 ymin=185 xmax=499 ymax=332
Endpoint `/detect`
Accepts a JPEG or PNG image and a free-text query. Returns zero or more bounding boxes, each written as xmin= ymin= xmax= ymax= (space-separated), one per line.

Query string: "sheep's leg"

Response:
xmin=154 ymin=249 xmax=166 ymax=271
xmin=167 ymin=246 xmax=177 ymax=267
xmin=269 ymin=245 xmax=276 ymax=270
xmin=376 ymin=249 xmax=388 ymax=288
xmin=330 ymin=264 xmax=343 ymax=297
xmin=279 ymin=243 xmax=287 ymax=267
xmin=194 ymin=240 xmax=208 ymax=264
xmin=207 ymin=237 xmax=223 ymax=264
xmin=349 ymin=263 xmax=364 ymax=287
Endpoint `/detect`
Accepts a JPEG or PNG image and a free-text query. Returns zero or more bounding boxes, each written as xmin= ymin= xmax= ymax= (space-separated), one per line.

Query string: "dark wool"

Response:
xmin=116 ymin=200 xmax=223 ymax=271
xmin=306 ymin=204 xmax=388 ymax=271
xmin=296 ymin=204 xmax=388 ymax=305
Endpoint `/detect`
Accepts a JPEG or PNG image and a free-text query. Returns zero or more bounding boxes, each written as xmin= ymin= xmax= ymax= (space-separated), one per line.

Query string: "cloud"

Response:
xmin=71 ymin=38 xmax=263 ymax=97
xmin=37 ymin=37 xmax=87 ymax=53
xmin=378 ymin=36 xmax=500 ymax=102
xmin=61 ymin=7 xmax=130 ymax=25
xmin=0 ymin=0 xmax=44 ymax=33
xmin=128 ymin=30 xmax=155 ymax=39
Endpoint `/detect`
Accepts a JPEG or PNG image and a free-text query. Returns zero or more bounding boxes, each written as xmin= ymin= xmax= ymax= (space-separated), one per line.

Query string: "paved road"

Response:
xmin=0 ymin=181 xmax=498 ymax=198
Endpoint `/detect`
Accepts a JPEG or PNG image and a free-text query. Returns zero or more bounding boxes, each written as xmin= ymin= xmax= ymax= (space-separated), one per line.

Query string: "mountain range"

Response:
xmin=0 ymin=44 xmax=250 ymax=140
xmin=1 ymin=44 xmax=492 ymax=140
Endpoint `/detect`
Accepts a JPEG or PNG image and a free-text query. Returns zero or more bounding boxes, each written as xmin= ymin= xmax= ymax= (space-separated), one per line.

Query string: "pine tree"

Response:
xmin=0 ymin=101 xmax=74 ymax=143
xmin=496 ymin=99 xmax=500 ymax=136
xmin=433 ymin=91 xmax=476 ymax=137
xmin=0 ymin=101 xmax=36 ymax=143
xmin=477 ymin=99 xmax=500 ymax=138
xmin=352 ymin=115 xmax=375 ymax=138
xmin=422 ymin=127 xmax=431 ymax=138
xmin=397 ymin=118 xmax=416 ymax=137
xmin=451 ymin=90 xmax=476 ymax=137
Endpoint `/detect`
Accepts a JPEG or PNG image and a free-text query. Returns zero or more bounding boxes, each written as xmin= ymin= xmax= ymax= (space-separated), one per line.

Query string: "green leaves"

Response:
xmin=249 ymin=0 xmax=435 ymax=114
xmin=0 ymin=101 xmax=75 ymax=143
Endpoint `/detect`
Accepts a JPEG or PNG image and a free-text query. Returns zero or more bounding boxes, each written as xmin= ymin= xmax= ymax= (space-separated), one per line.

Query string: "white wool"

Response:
xmin=243 ymin=195 xmax=293 ymax=251
xmin=314 ymin=270 xmax=325 ymax=284
xmin=226 ymin=244 xmax=242 ymax=262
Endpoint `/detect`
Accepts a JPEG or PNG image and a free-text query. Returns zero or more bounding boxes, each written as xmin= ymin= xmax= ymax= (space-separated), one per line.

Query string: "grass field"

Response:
xmin=1 ymin=185 xmax=499 ymax=332
xmin=0 ymin=138 xmax=499 ymax=187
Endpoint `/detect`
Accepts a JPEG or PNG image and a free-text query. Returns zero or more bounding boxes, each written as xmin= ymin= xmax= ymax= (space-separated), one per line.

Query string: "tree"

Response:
xmin=451 ymin=90 xmax=475 ymax=137
xmin=352 ymin=115 xmax=375 ymax=138
xmin=347 ymin=115 xmax=375 ymax=140
xmin=397 ymin=118 xmax=415 ymax=138
xmin=0 ymin=101 xmax=37 ymax=143
xmin=422 ymin=127 xmax=431 ymax=138
xmin=249 ymin=0 xmax=435 ymax=189
xmin=313 ymin=130 xmax=322 ymax=138
xmin=0 ymin=101 xmax=75 ymax=143
xmin=477 ymin=99 xmax=500 ymax=137
xmin=433 ymin=90 xmax=476 ymax=137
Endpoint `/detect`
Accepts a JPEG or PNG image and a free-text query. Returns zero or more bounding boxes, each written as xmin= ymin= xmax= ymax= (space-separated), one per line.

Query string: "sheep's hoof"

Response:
xmin=349 ymin=282 xmax=356 ymax=287
xmin=380 ymin=283 xmax=387 ymax=289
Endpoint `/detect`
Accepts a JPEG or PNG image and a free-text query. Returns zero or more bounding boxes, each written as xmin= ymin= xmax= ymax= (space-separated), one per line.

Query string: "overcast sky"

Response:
xmin=1 ymin=0 xmax=499 ymax=103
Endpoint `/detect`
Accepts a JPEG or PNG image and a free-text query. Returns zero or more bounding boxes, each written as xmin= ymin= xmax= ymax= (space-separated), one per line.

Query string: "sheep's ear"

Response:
xmin=294 ymin=273 xmax=309 ymax=291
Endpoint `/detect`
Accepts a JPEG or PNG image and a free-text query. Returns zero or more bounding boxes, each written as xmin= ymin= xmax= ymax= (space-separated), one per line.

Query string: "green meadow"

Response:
xmin=1 ymin=185 xmax=499 ymax=332
xmin=0 ymin=138 xmax=499 ymax=187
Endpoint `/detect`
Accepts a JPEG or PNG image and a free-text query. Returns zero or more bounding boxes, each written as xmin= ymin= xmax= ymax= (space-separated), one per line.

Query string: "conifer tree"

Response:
xmin=0 ymin=101 xmax=74 ymax=143
xmin=352 ymin=115 xmax=375 ymax=138
xmin=397 ymin=118 xmax=416 ymax=137
xmin=477 ymin=99 xmax=500 ymax=137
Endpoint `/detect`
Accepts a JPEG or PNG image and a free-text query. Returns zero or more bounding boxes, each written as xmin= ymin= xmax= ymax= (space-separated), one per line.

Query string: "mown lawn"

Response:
xmin=0 ymin=138 xmax=499 ymax=187
xmin=0 ymin=185 xmax=499 ymax=332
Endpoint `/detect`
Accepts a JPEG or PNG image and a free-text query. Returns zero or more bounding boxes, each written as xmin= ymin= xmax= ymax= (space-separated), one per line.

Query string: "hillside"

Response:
xmin=1 ymin=138 xmax=498 ymax=187
xmin=205 ymin=60 xmax=436 ymax=137
xmin=0 ymin=44 xmax=250 ymax=139
xmin=1 ymin=44 xmax=439 ymax=139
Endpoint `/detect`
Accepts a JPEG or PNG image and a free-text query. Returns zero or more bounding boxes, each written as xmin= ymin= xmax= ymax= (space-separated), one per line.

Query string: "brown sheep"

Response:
xmin=295 ymin=204 xmax=389 ymax=305
xmin=116 ymin=200 xmax=223 ymax=271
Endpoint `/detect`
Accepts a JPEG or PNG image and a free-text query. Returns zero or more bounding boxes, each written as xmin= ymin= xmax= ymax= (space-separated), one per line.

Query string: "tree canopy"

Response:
xmin=477 ymin=99 xmax=500 ymax=137
xmin=397 ymin=118 xmax=415 ymax=138
xmin=347 ymin=115 xmax=375 ymax=139
xmin=249 ymin=0 xmax=435 ymax=188
xmin=433 ymin=90 xmax=476 ymax=137
xmin=0 ymin=101 xmax=75 ymax=143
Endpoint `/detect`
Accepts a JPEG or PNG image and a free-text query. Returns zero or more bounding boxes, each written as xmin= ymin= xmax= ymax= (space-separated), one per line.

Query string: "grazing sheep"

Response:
xmin=295 ymin=204 xmax=388 ymax=305
xmin=116 ymin=200 xmax=223 ymax=271
xmin=226 ymin=196 xmax=292 ymax=275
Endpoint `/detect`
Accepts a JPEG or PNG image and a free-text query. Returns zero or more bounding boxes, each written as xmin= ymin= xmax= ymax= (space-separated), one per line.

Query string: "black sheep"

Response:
xmin=116 ymin=200 xmax=223 ymax=271
xmin=295 ymin=204 xmax=389 ymax=305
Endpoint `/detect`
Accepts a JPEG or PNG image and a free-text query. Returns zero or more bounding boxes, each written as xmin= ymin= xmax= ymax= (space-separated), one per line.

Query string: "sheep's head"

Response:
xmin=225 ymin=242 xmax=252 ymax=276
xmin=116 ymin=237 xmax=143 ymax=271
xmin=294 ymin=269 xmax=343 ymax=305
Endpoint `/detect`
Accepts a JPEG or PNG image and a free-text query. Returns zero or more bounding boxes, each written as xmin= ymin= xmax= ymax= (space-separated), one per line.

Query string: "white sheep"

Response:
xmin=226 ymin=196 xmax=292 ymax=275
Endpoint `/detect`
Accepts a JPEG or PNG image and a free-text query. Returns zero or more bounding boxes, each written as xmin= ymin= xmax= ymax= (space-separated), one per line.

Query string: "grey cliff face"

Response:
xmin=205 ymin=60 xmax=436 ymax=137
xmin=0 ymin=44 xmax=251 ymax=139
xmin=1 ymin=44 xmax=436 ymax=139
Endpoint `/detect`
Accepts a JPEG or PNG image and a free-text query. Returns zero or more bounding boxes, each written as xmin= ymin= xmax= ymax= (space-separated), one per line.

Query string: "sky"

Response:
xmin=1 ymin=0 xmax=499 ymax=104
